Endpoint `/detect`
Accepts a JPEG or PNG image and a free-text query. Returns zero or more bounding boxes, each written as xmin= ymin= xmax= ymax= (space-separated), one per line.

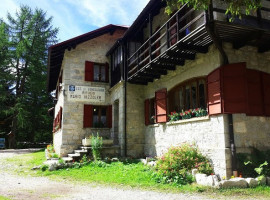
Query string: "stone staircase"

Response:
xmin=62 ymin=145 xmax=121 ymax=163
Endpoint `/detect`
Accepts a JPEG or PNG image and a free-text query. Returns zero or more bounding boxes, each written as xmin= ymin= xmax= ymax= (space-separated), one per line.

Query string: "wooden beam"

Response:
xmin=159 ymin=58 xmax=185 ymax=66
xmin=165 ymin=50 xmax=195 ymax=60
xmin=151 ymin=63 xmax=176 ymax=70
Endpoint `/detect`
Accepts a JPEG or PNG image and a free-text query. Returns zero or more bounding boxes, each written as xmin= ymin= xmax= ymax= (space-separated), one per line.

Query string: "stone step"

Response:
xmin=68 ymin=153 xmax=80 ymax=158
xmin=62 ymin=157 xmax=73 ymax=163
xmin=74 ymin=149 xmax=88 ymax=154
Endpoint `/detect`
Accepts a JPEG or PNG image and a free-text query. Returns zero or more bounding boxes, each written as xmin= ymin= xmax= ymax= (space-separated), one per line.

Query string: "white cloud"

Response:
xmin=66 ymin=0 xmax=150 ymax=27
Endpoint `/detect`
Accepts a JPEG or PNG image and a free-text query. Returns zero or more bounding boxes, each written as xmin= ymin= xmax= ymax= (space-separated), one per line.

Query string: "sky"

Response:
xmin=0 ymin=0 xmax=150 ymax=42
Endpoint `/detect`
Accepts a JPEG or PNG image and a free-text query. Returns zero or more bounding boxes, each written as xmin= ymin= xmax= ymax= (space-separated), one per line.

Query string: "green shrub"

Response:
xmin=237 ymin=148 xmax=270 ymax=177
xmin=155 ymin=143 xmax=213 ymax=185
xmin=41 ymin=164 xmax=48 ymax=171
xmin=91 ymin=133 xmax=103 ymax=160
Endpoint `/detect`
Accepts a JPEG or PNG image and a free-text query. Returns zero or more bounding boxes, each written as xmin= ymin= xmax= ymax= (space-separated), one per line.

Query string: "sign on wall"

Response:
xmin=68 ymin=85 xmax=105 ymax=102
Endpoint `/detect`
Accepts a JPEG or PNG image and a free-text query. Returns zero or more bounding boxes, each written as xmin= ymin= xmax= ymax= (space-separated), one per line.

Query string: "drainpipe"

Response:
xmin=205 ymin=1 xmax=237 ymax=172
xmin=122 ymin=41 xmax=127 ymax=157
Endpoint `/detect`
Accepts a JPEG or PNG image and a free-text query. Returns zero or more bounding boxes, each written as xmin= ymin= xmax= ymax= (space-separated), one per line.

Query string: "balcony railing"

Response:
xmin=127 ymin=4 xmax=207 ymax=82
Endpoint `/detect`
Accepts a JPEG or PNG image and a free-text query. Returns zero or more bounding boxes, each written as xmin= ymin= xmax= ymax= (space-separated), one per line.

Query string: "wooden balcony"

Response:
xmin=127 ymin=3 xmax=270 ymax=85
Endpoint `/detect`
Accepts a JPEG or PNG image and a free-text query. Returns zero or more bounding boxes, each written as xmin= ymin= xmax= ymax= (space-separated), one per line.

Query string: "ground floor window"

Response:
xmin=84 ymin=105 xmax=112 ymax=128
xmin=168 ymin=77 xmax=206 ymax=113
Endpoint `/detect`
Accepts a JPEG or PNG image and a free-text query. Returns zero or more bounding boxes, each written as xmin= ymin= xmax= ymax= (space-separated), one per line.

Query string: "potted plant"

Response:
xmin=82 ymin=136 xmax=92 ymax=146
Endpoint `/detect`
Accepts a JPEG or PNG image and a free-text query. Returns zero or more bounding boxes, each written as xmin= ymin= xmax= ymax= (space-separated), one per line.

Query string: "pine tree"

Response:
xmin=0 ymin=5 xmax=58 ymax=144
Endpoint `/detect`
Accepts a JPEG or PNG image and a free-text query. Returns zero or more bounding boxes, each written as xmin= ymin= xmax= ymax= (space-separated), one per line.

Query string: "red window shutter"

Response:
xmin=105 ymin=63 xmax=109 ymax=83
xmin=107 ymin=105 xmax=112 ymax=128
xmin=222 ymin=63 xmax=247 ymax=113
xmin=144 ymin=99 xmax=150 ymax=125
xmin=247 ymin=69 xmax=264 ymax=116
xmin=83 ymin=105 xmax=93 ymax=128
xmin=155 ymin=89 xmax=167 ymax=123
xmin=207 ymin=68 xmax=222 ymax=115
xmin=85 ymin=61 xmax=94 ymax=81
xmin=262 ymin=72 xmax=270 ymax=116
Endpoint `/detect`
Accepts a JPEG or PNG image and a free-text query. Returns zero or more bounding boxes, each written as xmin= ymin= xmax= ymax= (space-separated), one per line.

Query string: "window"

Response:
xmin=84 ymin=105 xmax=112 ymax=128
xmin=112 ymin=46 xmax=122 ymax=71
xmin=168 ymin=78 xmax=206 ymax=113
xmin=85 ymin=61 xmax=108 ymax=82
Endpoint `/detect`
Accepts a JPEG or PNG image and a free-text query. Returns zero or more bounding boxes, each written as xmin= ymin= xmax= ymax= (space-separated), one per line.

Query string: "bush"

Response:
xmin=155 ymin=143 xmax=213 ymax=185
xmin=91 ymin=133 xmax=103 ymax=160
xmin=237 ymin=148 xmax=270 ymax=177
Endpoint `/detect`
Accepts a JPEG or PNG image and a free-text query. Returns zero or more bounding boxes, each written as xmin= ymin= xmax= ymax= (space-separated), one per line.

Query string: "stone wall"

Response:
xmin=53 ymin=87 xmax=64 ymax=155
xmin=56 ymin=29 xmax=126 ymax=156
xmin=145 ymin=115 xmax=231 ymax=177
xmin=233 ymin=114 xmax=270 ymax=153
xmin=109 ymin=81 xmax=125 ymax=156
xmin=125 ymin=83 xmax=146 ymax=157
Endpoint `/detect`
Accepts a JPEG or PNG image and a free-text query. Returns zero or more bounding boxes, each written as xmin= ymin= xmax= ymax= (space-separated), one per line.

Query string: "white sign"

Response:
xmin=68 ymin=85 xmax=105 ymax=102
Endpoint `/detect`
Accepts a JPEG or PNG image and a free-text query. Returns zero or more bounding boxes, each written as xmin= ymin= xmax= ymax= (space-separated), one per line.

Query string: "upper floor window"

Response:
xmin=112 ymin=46 xmax=122 ymax=71
xmin=85 ymin=61 xmax=108 ymax=83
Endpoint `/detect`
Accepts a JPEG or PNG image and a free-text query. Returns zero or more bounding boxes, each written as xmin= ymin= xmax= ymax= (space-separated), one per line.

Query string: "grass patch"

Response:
xmin=0 ymin=196 xmax=12 ymax=200
xmin=3 ymin=151 xmax=270 ymax=199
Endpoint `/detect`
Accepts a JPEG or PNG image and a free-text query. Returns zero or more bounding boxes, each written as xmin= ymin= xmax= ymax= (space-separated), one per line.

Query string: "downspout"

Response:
xmin=205 ymin=1 xmax=237 ymax=172
xmin=123 ymin=41 xmax=127 ymax=157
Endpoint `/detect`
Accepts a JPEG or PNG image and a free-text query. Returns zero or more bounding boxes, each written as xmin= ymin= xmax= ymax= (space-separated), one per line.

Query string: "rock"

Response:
xmin=31 ymin=166 xmax=41 ymax=170
xmin=213 ymin=175 xmax=221 ymax=188
xmin=246 ymin=178 xmax=258 ymax=187
xmin=140 ymin=159 xmax=147 ymax=165
xmin=192 ymin=169 xmax=198 ymax=176
xmin=220 ymin=178 xmax=248 ymax=188
xmin=195 ymin=174 xmax=208 ymax=185
xmin=48 ymin=163 xmax=58 ymax=171
xmin=256 ymin=176 xmax=266 ymax=185
xmin=111 ymin=157 xmax=119 ymax=162
xmin=267 ymin=177 xmax=270 ymax=186
xmin=147 ymin=161 xmax=156 ymax=167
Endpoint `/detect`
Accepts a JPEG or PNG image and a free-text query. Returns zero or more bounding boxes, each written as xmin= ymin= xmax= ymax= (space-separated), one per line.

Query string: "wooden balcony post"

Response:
xmin=166 ymin=23 xmax=170 ymax=48
xmin=149 ymin=13 xmax=152 ymax=62
xmin=176 ymin=12 xmax=179 ymax=42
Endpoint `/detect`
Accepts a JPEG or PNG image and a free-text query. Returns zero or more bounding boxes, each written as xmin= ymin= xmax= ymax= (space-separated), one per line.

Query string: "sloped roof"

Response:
xmin=47 ymin=24 xmax=128 ymax=92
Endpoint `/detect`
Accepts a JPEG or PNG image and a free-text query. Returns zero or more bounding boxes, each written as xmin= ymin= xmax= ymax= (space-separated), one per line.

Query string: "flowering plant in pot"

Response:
xmin=194 ymin=108 xmax=208 ymax=117
xmin=168 ymin=111 xmax=181 ymax=121
xmin=180 ymin=109 xmax=195 ymax=120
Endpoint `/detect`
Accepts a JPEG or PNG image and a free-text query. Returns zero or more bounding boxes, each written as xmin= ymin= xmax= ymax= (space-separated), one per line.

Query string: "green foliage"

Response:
xmin=0 ymin=5 xmax=58 ymax=143
xmin=165 ymin=0 xmax=261 ymax=19
xmin=237 ymin=149 xmax=270 ymax=177
xmin=91 ymin=133 xmax=103 ymax=160
xmin=41 ymin=164 xmax=49 ymax=171
xmin=155 ymin=143 xmax=213 ymax=185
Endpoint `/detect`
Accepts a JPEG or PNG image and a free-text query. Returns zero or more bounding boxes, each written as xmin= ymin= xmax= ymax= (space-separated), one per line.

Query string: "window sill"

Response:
xmin=147 ymin=123 xmax=160 ymax=127
xmin=167 ymin=115 xmax=210 ymax=125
